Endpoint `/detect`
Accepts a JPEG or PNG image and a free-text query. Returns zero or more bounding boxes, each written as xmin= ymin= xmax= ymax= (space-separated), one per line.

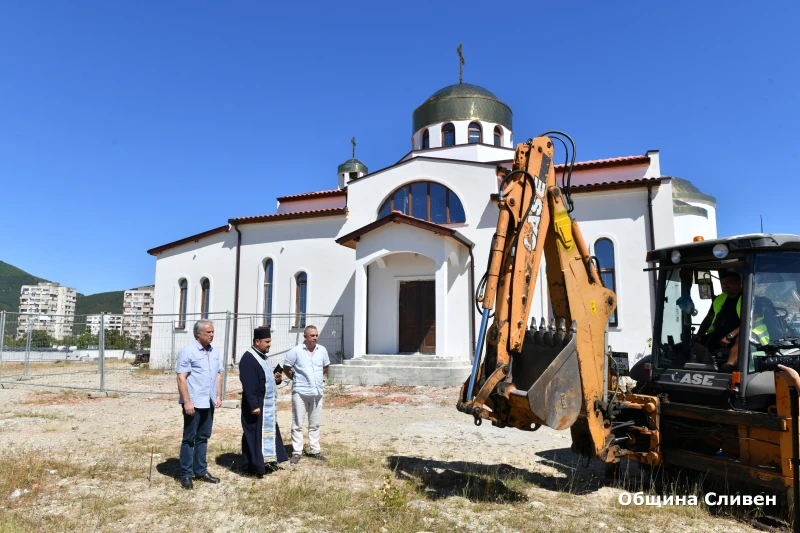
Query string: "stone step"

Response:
xmin=328 ymin=363 xmax=472 ymax=387
xmin=343 ymin=358 xmax=470 ymax=368
xmin=359 ymin=354 xmax=468 ymax=363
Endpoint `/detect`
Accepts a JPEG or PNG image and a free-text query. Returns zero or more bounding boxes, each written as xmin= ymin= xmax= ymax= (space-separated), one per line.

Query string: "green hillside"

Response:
xmin=0 ymin=261 xmax=124 ymax=315
xmin=75 ymin=291 xmax=124 ymax=315
xmin=0 ymin=261 xmax=49 ymax=312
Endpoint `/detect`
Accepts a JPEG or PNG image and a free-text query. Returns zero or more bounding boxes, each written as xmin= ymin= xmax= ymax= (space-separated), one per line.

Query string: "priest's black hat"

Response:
xmin=254 ymin=327 xmax=271 ymax=340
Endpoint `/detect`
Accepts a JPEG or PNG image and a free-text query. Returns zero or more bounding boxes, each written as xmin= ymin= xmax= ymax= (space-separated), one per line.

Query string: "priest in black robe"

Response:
xmin=239 ymin=326 xmax=288 ymax=476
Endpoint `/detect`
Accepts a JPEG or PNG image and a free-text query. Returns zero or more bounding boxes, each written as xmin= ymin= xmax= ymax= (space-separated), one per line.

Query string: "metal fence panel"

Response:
xmin=0 ymin=311 xmax=344 ymax=399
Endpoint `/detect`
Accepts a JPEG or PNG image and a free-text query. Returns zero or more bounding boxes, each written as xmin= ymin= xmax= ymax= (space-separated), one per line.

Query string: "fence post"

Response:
xmin=99 ymin=313 xmax=106 ymax=391
xmin=0 ymin=311 xmax=5 ymax=378
xmin=221 ymin=311 xmax=232 ymax=399
xmin=171 ymin=324 xmax=176 ymax=372
xmin=24 ymin=326 xmax=31 ymax=377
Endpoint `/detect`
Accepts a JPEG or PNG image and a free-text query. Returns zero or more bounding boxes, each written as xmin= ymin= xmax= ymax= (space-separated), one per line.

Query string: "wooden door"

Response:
xmin=398 ymin=281 xmax=436 ymax=354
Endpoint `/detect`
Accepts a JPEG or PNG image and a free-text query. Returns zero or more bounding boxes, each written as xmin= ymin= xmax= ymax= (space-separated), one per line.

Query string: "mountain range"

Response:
xmin=0 ymin=261 xmax=124 ymax=316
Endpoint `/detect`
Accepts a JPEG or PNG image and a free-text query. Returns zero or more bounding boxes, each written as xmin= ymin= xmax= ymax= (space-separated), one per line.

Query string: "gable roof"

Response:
xmin=336 ymin=211 xmax=473 ymax=250
xmin=276 ymin=189 xmax=346 ymax=202
xmin=229 ymin=207 xmax=348 ymax=226
xmin=147 ymin=225 xmax=230 ymax=256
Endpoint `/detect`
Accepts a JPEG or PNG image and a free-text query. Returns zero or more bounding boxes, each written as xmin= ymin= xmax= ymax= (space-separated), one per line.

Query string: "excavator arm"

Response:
xmin=457 ymin=135 xmax=661 ymax=466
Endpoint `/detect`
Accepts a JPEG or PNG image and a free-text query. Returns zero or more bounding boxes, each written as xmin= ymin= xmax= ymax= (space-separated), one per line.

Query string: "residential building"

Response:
xmin=123 ymin=286 xmax=154 ymax=343
xmin=87 ymin=314 xmax=124 ymax=336
xmin=18 ymin=282 xmax=77 ymax=340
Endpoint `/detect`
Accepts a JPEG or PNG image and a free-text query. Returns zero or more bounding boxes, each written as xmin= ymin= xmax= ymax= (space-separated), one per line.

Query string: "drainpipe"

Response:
xmin=231 ymin=222 xmax=242 ymax=364
xmin=646 ymin=183 xmax=658 ymax=305
xmin=468 ymin=246 xmax=476 ymax=357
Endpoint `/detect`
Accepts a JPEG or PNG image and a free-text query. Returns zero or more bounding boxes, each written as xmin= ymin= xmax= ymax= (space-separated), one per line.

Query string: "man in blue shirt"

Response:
xmin=176 ymin=319 xmax=223 ymax=489
xmin=283 ymin=325 xmax=330 ymax=464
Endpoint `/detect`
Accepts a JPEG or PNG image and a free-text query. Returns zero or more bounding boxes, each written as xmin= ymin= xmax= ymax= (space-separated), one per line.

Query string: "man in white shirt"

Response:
xmin=283 ymin=325 xmax=330 ymax=464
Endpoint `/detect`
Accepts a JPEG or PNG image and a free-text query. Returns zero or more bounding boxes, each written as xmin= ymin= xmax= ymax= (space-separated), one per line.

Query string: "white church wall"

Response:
xmin=276 ymin=195 xmax=346 ymax=214
xmin=367 ymin=253 xmax=436 ymax=354
xmin=236 ymin=216 xmax=355 ymax=359
xmin=445 ymin=237 xmax=471 ymax=358
xmin=570 ymin=187 xmax=658 ymax=360
xmin=151 ymin=230 xmax=237 ymax=367
xmin=402 ymin=140 xmax=514 ymax=164
xmin=410 ymin=119 xmax=514 ymax=154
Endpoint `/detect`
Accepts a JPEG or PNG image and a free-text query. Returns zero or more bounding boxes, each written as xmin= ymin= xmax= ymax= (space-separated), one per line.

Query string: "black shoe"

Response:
xmin=308 ymin=453 xmax=328 ymax=462
xmin=265 ymin=462 xmax=280 ymax=473
xmin=180 ymin=477 xmax=193 ymax=490
xmin=196 ymin=472 xmax=220 ymax=483
xmin=290 ymin=455 xmax=301 ymax=465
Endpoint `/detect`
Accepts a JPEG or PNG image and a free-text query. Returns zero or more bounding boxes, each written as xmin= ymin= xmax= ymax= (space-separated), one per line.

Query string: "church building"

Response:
xmin=147 ymin=81 xmax=718 ymax=385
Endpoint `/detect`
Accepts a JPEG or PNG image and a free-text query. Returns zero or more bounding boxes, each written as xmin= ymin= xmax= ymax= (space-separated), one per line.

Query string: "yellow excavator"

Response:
xmin=457 ymin=133 xmax=800 ymax=521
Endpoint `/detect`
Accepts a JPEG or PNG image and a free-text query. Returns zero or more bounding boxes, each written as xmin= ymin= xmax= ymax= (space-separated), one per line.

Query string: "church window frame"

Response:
xmin=200 ymin=278 xmax=210 ymax=319
xmin=442 ymin=123 xmax=456 ymax=147
xmin=494 ymin=126 xmax=503 ymax=147
xmin=263 ymin=259 xmax=274 ymax=326
xmin=422 ymin=129 xmax=430 ymax=149
xmin=177 ymin=278 xmax=188 ymax=329
xmin=295 ymin=271 xmax=308 ymax=328
xmin=378 ymin=181 xmax=466 ymax=224
xmin=468 ymin=122 xmax=482 ymax=144
xmin=594 ymin=238 xmax=618 ymax=327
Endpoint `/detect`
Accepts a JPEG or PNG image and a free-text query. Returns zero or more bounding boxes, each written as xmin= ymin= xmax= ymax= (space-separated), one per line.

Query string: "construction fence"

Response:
xmin=0 ymin=311 xmax=344 ymax=398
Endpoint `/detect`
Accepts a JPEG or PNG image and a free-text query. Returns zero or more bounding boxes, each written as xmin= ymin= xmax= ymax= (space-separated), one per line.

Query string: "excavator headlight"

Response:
xmin=712 ymin=244 xmax=729 ymax=259
xmin=670 ymin=250 xmax=682 ymax=264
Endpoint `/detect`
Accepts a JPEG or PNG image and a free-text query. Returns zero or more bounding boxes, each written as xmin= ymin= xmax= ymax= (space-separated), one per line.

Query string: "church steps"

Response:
xmin=342 ymin=358 xmax=469 ymax=368
xmin=328 ymin=359 xmax=472 ymax=386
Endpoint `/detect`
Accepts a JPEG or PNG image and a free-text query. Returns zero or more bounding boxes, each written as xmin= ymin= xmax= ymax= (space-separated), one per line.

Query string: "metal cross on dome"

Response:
xmin=457 ymin=43 xmax=464 ymax=84
xmin=351 ymin=136 xmax=356 ymax=158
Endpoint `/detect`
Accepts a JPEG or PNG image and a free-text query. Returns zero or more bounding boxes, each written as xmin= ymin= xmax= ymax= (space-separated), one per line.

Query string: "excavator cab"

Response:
xmin=636 ymin=234 xmax=800 ymax=411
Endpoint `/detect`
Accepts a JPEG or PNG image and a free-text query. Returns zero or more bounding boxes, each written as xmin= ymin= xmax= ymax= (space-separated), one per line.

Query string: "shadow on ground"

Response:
xmin=388 ymin=448 xmax=651 ymax=501
xmin=155 ymin=458 xmax=181 ymax=479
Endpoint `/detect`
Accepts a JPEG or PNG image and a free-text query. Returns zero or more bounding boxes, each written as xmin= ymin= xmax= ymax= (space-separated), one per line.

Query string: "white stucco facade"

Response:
xmin=147 ymin=82 xmax=718 ymax=376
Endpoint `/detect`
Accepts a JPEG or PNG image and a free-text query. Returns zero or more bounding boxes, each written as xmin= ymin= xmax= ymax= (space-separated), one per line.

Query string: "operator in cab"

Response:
xmin=692 ymin=271 xmax=742 ymax=372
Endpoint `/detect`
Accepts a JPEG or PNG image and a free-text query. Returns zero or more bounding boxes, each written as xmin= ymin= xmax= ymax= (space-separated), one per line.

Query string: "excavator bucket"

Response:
xmin=510 ymin=320 xmax=582 ymax=430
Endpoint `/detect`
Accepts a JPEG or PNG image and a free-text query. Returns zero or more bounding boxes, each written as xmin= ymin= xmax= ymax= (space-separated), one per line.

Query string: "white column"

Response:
xmin=353 ymin=261 xmax=368 ymax=357
xmin=435 ymin=257 xmax=448 ymax=357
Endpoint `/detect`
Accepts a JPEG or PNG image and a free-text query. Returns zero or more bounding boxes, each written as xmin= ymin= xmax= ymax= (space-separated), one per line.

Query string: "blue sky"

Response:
xmin=1 ymin=1 xmax=798 ymax=295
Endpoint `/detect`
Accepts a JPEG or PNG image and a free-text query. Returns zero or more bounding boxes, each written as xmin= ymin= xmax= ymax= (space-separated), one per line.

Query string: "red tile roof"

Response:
xmin=336 ymin=211 xmax=473 ymax=249
xmin=277 ymin=189 xmax=346 ymax=202
xmin=555 ymin=154 xmax=651 ymax=172
xmin=229 ymin=207 xmax=348 ymax=225
xmin=570 ymin=176 xmax=660 ymax=191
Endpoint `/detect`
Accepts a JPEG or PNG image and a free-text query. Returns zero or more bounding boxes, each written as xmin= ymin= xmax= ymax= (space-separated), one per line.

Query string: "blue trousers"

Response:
xmin=180 ymin=402 xmax=214 ymax=479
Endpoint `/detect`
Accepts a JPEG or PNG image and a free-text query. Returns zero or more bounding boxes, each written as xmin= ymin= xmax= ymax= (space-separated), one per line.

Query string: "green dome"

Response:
xmin=337 ymin=158 xmax=368 ymax=175
xmin=412 ymin=83 xmax=512 ymax=134
xmin=668 ymin=177 xmax=716 ymax=206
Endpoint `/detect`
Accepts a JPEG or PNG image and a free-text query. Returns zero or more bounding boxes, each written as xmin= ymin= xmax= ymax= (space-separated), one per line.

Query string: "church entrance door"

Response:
xmin=398 ymin=280 xmax=436 ymax=354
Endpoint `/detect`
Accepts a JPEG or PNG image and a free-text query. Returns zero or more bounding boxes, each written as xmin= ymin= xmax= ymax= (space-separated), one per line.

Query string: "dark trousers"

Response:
xmin=180 ymin=402 xmax=214 ymax=479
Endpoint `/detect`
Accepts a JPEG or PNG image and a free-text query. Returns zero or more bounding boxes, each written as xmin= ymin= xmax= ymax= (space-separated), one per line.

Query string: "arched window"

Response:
xmin=178 ymin=278 xmax=188 ymax=329
xmin=595 ymin=239 xmax=618 ymax=327
xmin=263 ymin=259 xmax=273 ymax=326
xmin=295 ymin=272 xmax=307 ymax=328
xmin=468 ymin=122 xmax=482 ymax=144
xmin=422 ymin=129 xmax=430 ymax=149
xmin=378 ymin=181 xmax=466 ymax=224
xmin=200 ymin=278 xmax=210 ymax=319
xmin=493 ymin=126 xmax=502 ymax=147
xmin=442 ymin=123 xmax=455 ymax=147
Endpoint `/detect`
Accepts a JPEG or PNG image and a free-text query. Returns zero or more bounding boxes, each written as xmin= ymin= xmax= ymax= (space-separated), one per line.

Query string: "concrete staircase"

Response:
xmin=327 ymin=354 xmax=473 ymax=386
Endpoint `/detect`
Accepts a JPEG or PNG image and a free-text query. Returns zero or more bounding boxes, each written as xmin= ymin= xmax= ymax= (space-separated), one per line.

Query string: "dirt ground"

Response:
xmin=0 ymin=381 xmax=783 ymax=532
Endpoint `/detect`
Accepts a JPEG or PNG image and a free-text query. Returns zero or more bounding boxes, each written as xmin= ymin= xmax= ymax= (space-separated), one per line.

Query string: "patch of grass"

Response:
xmin=1 ymin=411 xmax=62 ymax=421
xmin=22 ymin=390 xmax=88 ymax=406
xmin=0 ymin=450 xmax=79 ymax=504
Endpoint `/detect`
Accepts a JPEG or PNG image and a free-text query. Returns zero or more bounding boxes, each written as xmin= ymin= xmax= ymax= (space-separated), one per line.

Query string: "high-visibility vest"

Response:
xmin=707 ymin=293 xmax=742 ymax=334
xmin=751 ymin=316 xmax=771 ymax=346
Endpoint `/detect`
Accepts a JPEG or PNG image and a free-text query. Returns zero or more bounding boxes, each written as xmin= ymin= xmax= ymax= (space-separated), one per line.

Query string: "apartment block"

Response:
xmin=18 ymin=282 xmax=77 ymax=340
xmin=123 ymin=285 xmax=154 ymax=343
xmin=87 ymin=314 xmax=124 ymax=336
